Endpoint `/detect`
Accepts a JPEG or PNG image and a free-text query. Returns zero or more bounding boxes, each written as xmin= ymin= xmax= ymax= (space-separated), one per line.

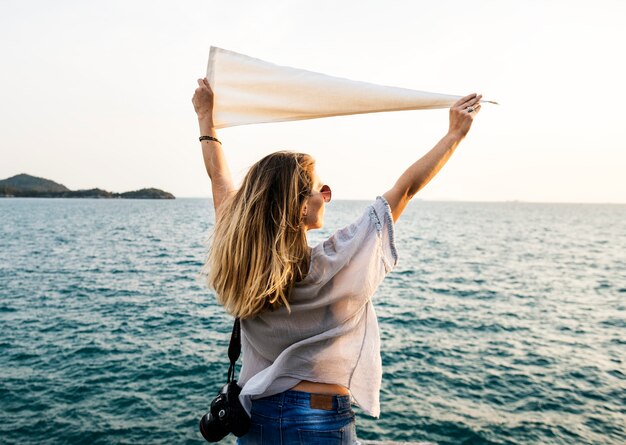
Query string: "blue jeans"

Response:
xmin=237 ymin=390 xmax=357 ymax=445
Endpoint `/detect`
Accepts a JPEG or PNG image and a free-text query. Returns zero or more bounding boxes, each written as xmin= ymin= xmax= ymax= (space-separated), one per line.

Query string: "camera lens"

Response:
xmin=199 ymin=412 xmax=229 ymax=442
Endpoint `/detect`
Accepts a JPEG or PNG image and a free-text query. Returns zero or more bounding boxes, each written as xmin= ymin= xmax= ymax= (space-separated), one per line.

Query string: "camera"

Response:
xmin=199 ymin=381 xmax=251 ymax=442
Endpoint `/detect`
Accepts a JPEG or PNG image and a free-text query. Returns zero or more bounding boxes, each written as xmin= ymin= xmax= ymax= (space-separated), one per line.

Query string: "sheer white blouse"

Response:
xmin=238 ymin=196 xmax=398 ymax=417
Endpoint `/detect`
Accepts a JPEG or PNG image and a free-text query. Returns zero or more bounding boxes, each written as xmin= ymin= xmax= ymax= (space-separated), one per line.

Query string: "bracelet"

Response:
xmin=199 ymin=135 xmax=222 ymax=145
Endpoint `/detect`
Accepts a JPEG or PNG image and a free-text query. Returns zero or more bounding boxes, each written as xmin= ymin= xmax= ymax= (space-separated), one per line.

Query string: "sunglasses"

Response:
xmin=320 ymin=184 xmax=332 ymax=203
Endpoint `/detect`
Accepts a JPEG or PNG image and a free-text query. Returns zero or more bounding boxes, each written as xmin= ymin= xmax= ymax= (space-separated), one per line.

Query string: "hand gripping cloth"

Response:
xmin=206 ymin=47 xmax=465 ymax=129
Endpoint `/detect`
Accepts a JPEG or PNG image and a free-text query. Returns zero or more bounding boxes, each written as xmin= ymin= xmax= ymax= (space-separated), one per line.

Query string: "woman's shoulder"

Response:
xmin=326 ymin=196 xmax=392 ymax=245
xmin=301 ymin=197 xmax=395 ymax=281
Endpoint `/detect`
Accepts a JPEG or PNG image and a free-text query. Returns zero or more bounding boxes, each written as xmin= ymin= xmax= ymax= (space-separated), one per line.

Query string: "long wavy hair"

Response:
xmin=206 ymin=151 xmax=315 ymax=319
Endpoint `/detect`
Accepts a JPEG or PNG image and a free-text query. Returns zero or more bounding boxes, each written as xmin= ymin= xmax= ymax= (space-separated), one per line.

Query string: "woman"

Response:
xmin=193 ymin=77 xmax=481 ymax=444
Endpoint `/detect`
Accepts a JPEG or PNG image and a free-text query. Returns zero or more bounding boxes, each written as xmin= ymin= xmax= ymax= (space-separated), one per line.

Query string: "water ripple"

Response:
xmin=1 ymin=198 xmax=625 ymax=444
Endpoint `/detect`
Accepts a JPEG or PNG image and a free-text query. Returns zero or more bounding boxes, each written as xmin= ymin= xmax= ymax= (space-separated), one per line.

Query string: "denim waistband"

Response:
xmin=257 ymin=390 xmax=352 ymax=411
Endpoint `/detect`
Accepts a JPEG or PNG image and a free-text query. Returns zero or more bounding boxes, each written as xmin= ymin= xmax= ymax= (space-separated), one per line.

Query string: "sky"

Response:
xmin=1 ymin=0 xmax=625 ymax=203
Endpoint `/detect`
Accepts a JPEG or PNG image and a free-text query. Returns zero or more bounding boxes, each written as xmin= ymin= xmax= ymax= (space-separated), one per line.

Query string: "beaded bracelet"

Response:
xmin=199 ymin=135 xmax=222 ymax=145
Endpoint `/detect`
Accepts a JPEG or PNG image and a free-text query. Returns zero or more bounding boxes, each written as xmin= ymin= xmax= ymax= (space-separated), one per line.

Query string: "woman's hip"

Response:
xmin=237 ymin=390 xmax=357 ymax=445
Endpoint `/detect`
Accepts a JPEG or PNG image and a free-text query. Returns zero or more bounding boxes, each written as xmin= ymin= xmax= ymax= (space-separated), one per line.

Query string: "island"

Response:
xmin=0 ymin=174 xmax=175 ymax=199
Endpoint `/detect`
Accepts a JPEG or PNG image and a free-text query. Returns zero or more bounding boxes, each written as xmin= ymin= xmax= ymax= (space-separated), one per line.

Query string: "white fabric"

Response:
xmin=207 ymin=46 xmax=462 ymax=129
xmin=238 ymin=196 xmax=398 ymax=418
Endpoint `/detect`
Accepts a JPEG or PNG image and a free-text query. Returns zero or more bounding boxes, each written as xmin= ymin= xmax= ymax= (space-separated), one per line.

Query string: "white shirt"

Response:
xmin=238 ymin=196 xmax=398 ymax=418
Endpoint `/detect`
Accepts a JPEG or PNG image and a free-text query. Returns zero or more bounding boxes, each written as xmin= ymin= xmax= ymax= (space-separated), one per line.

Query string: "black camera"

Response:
xmin=199 ymin=381 xmax=251 ymax=442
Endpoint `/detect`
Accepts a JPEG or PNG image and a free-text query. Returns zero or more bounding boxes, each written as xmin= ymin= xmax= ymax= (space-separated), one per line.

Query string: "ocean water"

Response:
xmin=0 ymin=197 xmax=625 ymax=445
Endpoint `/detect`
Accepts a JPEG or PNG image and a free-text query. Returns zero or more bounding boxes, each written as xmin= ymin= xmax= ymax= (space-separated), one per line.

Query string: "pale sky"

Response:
xmin=1 ymin=0 xmax=624 ymax=203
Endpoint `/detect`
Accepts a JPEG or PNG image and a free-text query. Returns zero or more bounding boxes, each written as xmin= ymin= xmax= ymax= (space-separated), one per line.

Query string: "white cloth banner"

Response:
xmin=206 ymin=47 xmax=465 ymax=129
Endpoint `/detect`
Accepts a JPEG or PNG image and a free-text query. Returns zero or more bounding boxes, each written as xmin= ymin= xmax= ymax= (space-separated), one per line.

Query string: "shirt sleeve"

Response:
xmin=370 ymin=196 xmax=398 ymax=273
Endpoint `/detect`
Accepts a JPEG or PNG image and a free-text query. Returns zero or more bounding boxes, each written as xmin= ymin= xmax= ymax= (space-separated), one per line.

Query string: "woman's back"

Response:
xmin=239 ymin=197 xmax=397 ymax=418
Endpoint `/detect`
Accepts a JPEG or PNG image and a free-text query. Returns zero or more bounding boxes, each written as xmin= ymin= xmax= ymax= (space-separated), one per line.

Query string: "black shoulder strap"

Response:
xmin=227 ymin=318 xmax=241 ymax=383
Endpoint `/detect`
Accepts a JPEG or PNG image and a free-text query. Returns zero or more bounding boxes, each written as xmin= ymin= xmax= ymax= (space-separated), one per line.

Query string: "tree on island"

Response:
xmin=0 ymin=174 xmax=175 ymax=199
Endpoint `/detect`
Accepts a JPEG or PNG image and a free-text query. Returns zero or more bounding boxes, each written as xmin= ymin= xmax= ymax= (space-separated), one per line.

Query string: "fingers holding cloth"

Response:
xmin=448 ymin=93 xmax=482 ymax=139
xmin=192 ymin=78 xmax=215 ymax=124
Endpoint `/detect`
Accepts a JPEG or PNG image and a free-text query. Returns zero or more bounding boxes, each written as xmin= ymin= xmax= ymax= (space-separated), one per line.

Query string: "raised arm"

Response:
xmin=192 ymin=78 xmax=235 ymax=216
xmin=383 ymin=93 xmax=482 ymax=222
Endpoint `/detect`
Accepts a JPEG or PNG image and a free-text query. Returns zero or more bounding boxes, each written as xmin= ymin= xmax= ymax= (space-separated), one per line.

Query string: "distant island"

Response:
xmin=0 ymin=174 xmax=175 ymax=199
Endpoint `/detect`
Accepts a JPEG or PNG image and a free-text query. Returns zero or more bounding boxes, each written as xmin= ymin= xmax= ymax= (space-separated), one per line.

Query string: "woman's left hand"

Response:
xmin=448 ymin=93 xmax=482 ymax=139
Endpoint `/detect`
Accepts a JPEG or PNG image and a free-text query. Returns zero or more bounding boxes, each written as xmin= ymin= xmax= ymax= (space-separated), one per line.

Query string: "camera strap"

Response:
xmin=226 ymin=318 xmax=241 ymax=383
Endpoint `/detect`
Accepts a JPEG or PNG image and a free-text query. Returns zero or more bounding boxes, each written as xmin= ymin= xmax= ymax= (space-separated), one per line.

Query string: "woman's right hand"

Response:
xmin=448 ymin=93 xmax=482 ymax=139
xmin=192 ymin=78 xmax=215 ymax=124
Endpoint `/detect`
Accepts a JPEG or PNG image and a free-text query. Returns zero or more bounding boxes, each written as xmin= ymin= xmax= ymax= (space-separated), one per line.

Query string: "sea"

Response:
xmin=1 ymin=198 xmax=624 ymax=445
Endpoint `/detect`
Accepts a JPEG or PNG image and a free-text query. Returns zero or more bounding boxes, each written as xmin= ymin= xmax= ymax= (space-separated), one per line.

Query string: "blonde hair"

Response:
xmin=207 ymin=151 xmax=315 ymax=319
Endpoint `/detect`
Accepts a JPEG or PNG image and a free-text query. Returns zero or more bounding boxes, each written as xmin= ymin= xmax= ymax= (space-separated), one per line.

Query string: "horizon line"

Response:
xmin=175 ymin=196 xmax=626 ymax=205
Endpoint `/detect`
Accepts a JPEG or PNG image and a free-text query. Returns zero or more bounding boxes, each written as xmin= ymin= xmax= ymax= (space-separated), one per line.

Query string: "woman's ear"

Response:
xmin=303 ymin=206 xmax=308 ymax=216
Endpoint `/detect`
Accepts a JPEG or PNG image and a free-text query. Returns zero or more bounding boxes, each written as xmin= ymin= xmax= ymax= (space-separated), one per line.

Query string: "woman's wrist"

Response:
xmin=445 ymin=130 xmax=466 ymax=142
xmin=198 ymin=116 xmax=216 ymax=135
